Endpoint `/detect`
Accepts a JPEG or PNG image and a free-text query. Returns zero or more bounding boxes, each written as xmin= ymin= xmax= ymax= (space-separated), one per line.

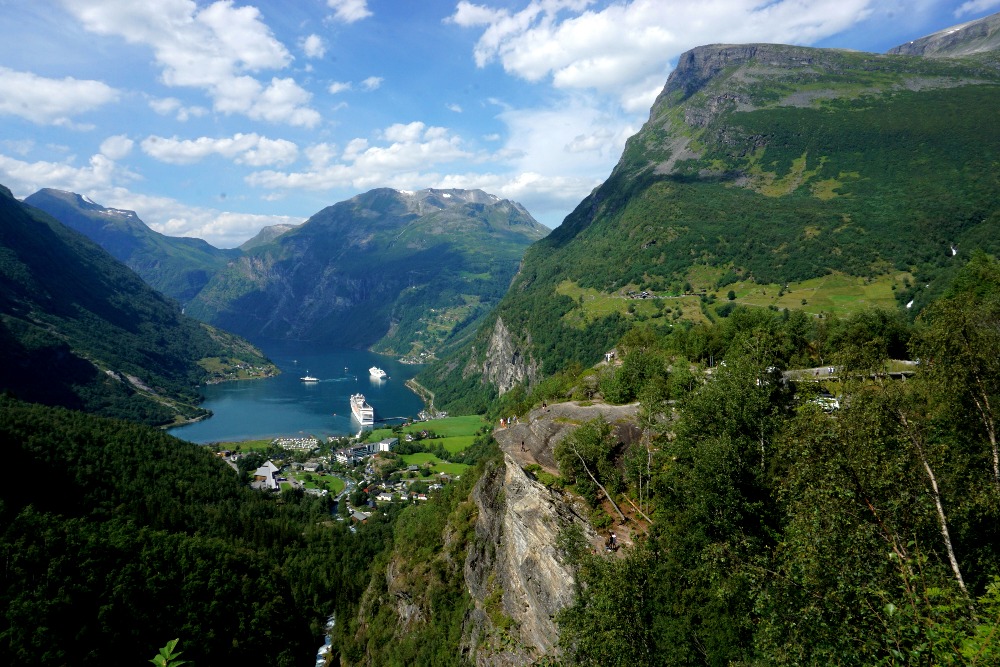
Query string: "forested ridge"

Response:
xmin=0 ymin=184 xmax=274 ymax=425
xmin=525 ymin=254 xmax=1000 ymax=665
xmin=0 ymin=397 xmax=396 ymax=666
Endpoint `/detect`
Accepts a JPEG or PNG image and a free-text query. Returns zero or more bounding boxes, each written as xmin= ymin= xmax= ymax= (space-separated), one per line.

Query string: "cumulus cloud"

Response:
xmin=246 ymin=121 xmax=470 ymax=191
xmin=451 ymin=0 xmax=876 ymax=110
xmin=140 ymin=133 xmax=299 ymax=167
xmin=327 ymin=0 xmax=372 ymax=23
xmin=447 ymin=103 xmax=464 ymax=113
xmin=302 ymin=33 xmax=326 ymax=58
xmin=148 ymin=96 xmax=209 ymax=121
xmin=60 ymin=0 xmax=320 ymax=127
xmin=360 ymin=76 xmax=383 ymax=91
xmin=328 ymin=81 xmax=352 ymax=94
xmin=0 ymin=151 xmax=138 ymax=199
xmin=0 ymin=66 xmax=118 ymax=126
xmin=99 ymin=135 xmax=135 ymax=160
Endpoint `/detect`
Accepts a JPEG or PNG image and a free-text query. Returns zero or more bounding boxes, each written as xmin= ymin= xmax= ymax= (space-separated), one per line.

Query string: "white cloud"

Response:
xmin=328 ymin=81 xmax=352 ymax=94
xmin=246 ymin=122 xmax=471 ymax=191
xmin=0 ymin=66 xmax=118 ymax=126
xmin=327 ymin=0 xmax=372 ymax=23
xmin=148 ymin=96 xmax=209 ymax=121
xmin=140 ymin=133 xmax=298 ymax=166
xmin=0 ymin=151 xmax=138 ymax=198
xmin=99 ymin=135 xmax=134 ymax=160
xmin=451 ymin=0 xmax=876 ymax=108
xmin=96 ymin=187 xmax=305 ymax=247
xmin=447 ymin=103 xmax=464 ymax=113
xmin=361 ymin=76 xmax=383 ymax=91
xmin=956 ymin=0 xmax=1000 ymax=17
xmin=2 ymin=139 xmax=36 ymax=157
xmin=61 ymin=0 xmax=320 ymax=127
xmin=302 ymin=33 xmax=326 ymax=58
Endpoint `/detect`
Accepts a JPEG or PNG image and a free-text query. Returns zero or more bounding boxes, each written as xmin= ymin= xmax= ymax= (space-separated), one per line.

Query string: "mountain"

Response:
xmin=888 ymin=11 xmax=1000 ymax=57
xmin=0 ymin=184 xmax=275 ymax=425
xmin=186 ymin=188 xmax=548 ymax=357
xmin=239 ymin=221 xmax=298 ymax=250
xmin=24 ymin=188 xmax=239 ymax=303
xmin=419 ymin=15 xmax=1000 ymax=413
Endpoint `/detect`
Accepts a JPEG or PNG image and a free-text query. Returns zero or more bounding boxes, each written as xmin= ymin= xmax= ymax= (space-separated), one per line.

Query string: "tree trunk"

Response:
xmin=899 ymin=412 xmax=968 ymax=596
xmin=570 ymin=444 xmax=626 ymax=524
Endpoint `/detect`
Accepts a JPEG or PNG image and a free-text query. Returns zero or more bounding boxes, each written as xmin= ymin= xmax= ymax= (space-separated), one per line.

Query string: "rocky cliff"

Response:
xmin=460 ymin=401 xmax=643 ymax=665
xmin=475 ymin=317 xmax=539 ymax=396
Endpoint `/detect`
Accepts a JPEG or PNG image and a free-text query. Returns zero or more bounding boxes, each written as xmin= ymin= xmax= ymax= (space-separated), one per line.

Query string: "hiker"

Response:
xmin=521 ymin=440 xmax=526 ymax=452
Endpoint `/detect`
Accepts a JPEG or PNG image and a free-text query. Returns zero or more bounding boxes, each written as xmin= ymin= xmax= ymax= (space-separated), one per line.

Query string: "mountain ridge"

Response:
xmin=24 ymin=188 xmax=239 ymax=304
xmin=0 ymin=184 xmax=274 ymax=425
xmin=187 ymin=187 xmax=548 ymax=357
xmin=419 ymin=12 xmax=1000 ymax=413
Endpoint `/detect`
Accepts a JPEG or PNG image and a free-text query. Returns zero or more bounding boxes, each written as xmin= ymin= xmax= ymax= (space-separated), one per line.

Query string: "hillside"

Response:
xmin=0 ymin=396 xmax=356 ymax=666
xmin=186 ymin=188 xmax=548 ymax=357
xmin=0 ymin=184 xmax=275 ymax=425
xmin=419 ymin=27 xmax=1000 ymax=413
xmin=24 ymin=188 xmax=239 ymax=304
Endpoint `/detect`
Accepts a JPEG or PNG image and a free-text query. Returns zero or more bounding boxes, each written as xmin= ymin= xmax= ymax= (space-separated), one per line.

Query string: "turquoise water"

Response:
xmin=168 ymin=342 xmax=425 ymax=444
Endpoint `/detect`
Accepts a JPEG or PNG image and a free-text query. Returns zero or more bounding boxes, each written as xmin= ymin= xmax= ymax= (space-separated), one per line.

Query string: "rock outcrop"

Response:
xmin=478 ymin=317 xmax=538 ymax=395
xmin=462 ymin=453 xmax=596 ymax=665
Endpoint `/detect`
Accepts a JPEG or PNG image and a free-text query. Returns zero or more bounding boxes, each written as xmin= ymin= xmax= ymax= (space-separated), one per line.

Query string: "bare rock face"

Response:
xmin=463 ymin=454 xmax=596 ymax=665
xmin=479 ymin=317 xmax=538 ymax=395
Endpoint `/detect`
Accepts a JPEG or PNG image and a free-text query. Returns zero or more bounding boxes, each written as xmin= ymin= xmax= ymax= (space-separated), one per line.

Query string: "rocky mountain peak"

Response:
xmin=888 ymin=10 xmax=1000 ymax=57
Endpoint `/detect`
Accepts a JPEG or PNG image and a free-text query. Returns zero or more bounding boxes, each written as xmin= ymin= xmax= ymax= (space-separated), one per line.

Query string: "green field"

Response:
xmin=215 ymin=438 xmax=273 ymax=452
xmin=400 ymin=452 xmax=469 ymax=476
xmin=731 ymin=271 xmax=909 ymax=316
xmin=291 ymin=471 xmax=345 ymax=493
xmin=365 ymin=415 xmax=485 ymax=445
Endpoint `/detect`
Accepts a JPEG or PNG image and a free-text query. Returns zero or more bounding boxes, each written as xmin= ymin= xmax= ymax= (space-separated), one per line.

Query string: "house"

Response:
xmin=377 ymin=437 xmax=398 ymax=452
xmin=253 ymin=460 xmax=280 ymax=491
xmin=351 ymin=510 xmax=370 ymax=524
xmin=376 ymin=492 xmax=393 ymax=502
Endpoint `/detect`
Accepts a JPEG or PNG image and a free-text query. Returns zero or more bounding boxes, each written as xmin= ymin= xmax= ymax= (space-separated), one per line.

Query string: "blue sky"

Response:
xmin=0 ymin=0 xmax=996 ymax=247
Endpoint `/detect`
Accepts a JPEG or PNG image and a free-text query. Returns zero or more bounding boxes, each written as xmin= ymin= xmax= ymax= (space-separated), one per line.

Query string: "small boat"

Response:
xmin=300 ymin=371 xmax=319 ymax=382
xmin=369 ymin=366 xmax=386 ymax=380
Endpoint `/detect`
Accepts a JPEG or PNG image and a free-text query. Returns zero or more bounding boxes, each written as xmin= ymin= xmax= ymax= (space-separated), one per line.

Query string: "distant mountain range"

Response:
xmin=1 ymin=185 xmax=274 ymax=425
xmin=24 ymin=188 xmax=240 ymax=304
xmin=418 ymin=11 xmax=1000 ymax=413
xmin=29 ymin=186 xmax=547 ymax=360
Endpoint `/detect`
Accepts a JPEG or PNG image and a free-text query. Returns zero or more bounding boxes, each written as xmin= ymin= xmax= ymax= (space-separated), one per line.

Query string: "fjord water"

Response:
xmin=169 ymin=342 xmax=424 ymax=444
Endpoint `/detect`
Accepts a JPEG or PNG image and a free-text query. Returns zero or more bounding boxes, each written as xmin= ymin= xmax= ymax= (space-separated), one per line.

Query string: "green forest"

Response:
xmin=0 ymin=398 xmax=398 ymax=665
xmin=538 ymin=253 xmax=1000 ymax=665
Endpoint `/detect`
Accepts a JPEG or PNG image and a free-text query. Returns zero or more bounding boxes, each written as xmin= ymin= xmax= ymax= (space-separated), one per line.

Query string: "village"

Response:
xmin=211 ymin=415 xmax=486 ymax=526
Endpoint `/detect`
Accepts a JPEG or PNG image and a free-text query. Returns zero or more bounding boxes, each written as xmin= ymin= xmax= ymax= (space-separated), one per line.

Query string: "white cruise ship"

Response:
xmin=350 ymin=393 xmax=374 ymax=425
xmin=369 ymin=366 xmax=386 ymax=380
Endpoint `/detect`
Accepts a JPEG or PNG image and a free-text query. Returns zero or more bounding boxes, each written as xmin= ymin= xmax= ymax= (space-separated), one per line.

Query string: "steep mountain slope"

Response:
xmin=0 ymin=184 xmax=274 ymax=425
xmin=420 ymin=18 xmax=1000 ymax=413
xmin=24 ymin=188 xmax=239 ymax=303
xmin=186 ymin=188 xmax=548 ymax=356
xmin=889 ymin=10 xmax=1000 ymax=57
